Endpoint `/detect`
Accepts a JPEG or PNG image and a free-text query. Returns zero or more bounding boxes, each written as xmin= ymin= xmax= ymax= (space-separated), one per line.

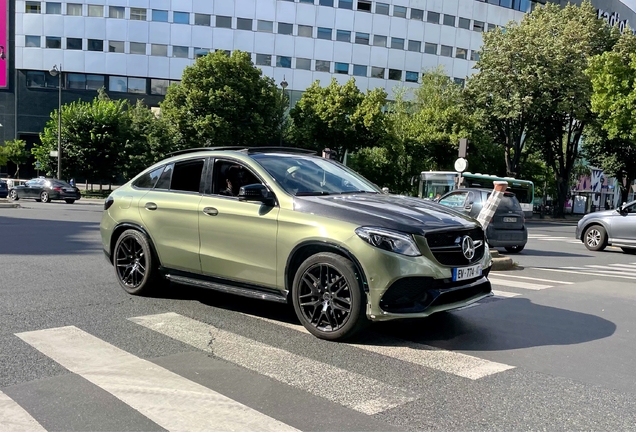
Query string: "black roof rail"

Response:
xmin=167 ymin=146 xmax=318 ymax=157
xmin=167 ymin=147 xmax=246 ymax=157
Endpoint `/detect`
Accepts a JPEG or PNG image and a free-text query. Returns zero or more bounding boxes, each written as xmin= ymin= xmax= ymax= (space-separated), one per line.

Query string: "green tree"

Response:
xmin=0 ymin=144 xmax=8 ymax=168
xmin=288 ymin=77 xmax=388 ymax=160
xmin=3 ymin=139 xmax=29 ymax=178
xmin=160 ymin=50 xmax=284 ymax=149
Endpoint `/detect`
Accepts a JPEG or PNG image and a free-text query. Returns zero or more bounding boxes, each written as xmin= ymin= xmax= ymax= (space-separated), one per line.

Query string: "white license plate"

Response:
xmin=503 ymin=217 xmax=517 ymax=223
xmin=452 ymin=264 xmax=482 ymax=282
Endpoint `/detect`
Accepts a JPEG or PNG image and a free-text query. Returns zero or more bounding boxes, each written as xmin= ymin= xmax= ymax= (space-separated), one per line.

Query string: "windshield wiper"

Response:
xmin=295 ymin=191 xmax=332 ymax=196
xmin=338 ymin=190 xmax=378 ymax=195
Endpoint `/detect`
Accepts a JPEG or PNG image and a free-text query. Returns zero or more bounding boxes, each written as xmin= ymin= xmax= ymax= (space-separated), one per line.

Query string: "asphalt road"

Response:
xmin=1 ymin=202 xmax=636 ymax=431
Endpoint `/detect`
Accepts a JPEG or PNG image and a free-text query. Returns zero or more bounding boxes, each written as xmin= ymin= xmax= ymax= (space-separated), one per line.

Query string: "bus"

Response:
xmin=418 ymin=171 xmax=535 ymax=218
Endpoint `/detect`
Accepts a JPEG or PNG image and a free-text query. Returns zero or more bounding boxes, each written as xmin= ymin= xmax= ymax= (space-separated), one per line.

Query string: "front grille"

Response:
xmin=425 ymin=228 xmax=485 ymax=266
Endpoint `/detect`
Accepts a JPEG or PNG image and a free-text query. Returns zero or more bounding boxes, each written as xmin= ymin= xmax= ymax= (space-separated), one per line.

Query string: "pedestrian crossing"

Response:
xmin=528 ymin=233 xmax=581 ymax=244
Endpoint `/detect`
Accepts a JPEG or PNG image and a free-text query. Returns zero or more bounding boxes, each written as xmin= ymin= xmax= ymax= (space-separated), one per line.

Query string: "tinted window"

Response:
xmin=490 ymin=194 xmax=522 ymax=211
xmin=170 ymin=159 xmax=205 ymax=193
xmin=133 ymin=167 xmax=164 ymax=189
xmin=213 ymin=160 xmax=262 ymax=197
xmin=155 ymin=164 xmax=173 ymax=189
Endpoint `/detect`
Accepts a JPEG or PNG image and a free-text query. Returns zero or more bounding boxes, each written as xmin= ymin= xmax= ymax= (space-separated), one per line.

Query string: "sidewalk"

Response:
xmin=0 ymin=199 xmax=20 ymax=209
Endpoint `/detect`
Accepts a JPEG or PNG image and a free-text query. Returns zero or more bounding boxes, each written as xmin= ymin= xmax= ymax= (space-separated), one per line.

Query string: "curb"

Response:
xmin=489 ymin=249 xmax=514 ymax=271
xmin=0 ymin=202 xmax=20 ymax=209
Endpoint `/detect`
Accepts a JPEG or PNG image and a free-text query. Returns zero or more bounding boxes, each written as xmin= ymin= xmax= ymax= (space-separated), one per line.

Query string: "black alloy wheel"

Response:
xmin=113 ymin=229 xmax=158 ymax=295
xmin=40 ymin=191 xmax=50 ymax=203
xmin=9 ymin=190 xmax=18 ymax=201
xmin=292 ymin=252 xmax=367 ymax=341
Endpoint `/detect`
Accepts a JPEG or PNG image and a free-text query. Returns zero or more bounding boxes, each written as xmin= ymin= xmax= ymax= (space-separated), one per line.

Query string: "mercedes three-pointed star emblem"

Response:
xmin=461 ymin=235 xmax=475 ymax=260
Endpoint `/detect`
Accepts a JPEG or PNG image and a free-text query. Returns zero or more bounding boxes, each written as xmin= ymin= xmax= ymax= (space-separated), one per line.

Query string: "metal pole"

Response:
xmin=279 ymin=87 xmax=283 ymax=147
xmin=57 ymin=66 xmax=62 ymax=180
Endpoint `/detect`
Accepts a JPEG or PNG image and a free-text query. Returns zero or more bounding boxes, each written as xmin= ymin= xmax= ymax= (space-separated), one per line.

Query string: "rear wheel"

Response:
xmin=65 ymin=199 xmax=75 ymax=204
xmin=8 ymin=190 xmax=18 ymax=201
xmin=504 ymin=245 xmax=525 ymax=253
xmin=584 ymin=225 xmax=607 ymax=251
xmin=621 ymin=247 xmax=636 ymax=255
xmin=113 ymin=229 xmax=159 ymax=295
xmin=40 ymin=191 xmax=50 ymax=203
xmin=292 ymin=252 xmax=368 ymax=341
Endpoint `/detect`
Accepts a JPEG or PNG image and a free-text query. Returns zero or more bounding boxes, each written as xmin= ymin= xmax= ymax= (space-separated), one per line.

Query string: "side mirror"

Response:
xmin=238 ymin=184 xmax=276 ymax=206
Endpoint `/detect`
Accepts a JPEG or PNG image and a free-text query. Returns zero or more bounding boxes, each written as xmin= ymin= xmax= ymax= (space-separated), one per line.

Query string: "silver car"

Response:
xmin=576 ymin=200 xmax=636 ymax=254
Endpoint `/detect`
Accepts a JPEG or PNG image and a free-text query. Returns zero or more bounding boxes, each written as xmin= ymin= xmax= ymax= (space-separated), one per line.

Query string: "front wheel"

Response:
xmin=8 ymin=190 xmax=18 ymax=201
xmin=292 ymin=252 xmax=368 ymax=341
xmin=40 ymin=191 xmax=50 ymax=203
xmin=65 ymin=199 xmax=75 ymax=204
xmin=584 ymin=225 xmax=607 ymax=251
xmin=113 ymin=229 xmax=159 ymax=295
xmin=621 ymin=247 xmax=636 ymax=255
xmin=504 ymin=245 xmax=525 ymax=254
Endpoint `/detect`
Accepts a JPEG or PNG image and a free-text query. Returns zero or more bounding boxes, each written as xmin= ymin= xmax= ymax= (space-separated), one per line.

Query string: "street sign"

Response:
xmin=35 ymin=161 xmax=41 ymax=169
xmin=49 ymin=151 xmax=58 ymax=157
xmin=454 ymin=157 xmax=468 ymax=173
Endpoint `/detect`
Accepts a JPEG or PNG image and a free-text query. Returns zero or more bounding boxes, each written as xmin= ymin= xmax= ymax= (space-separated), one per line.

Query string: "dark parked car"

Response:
xmin=576 ymin=200 xmax=636 ymax=254
xmin=0 ymin=180 xmax=7 ymax=199
xmin=438 ymin=188 xmax=528 ymax=253
xmin=9 ymin=178 xmax=81 ymax=204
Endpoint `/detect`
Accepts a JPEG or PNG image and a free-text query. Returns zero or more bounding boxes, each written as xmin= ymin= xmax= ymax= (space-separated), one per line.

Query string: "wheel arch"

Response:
xmin=109 ymin=222 xmax=161 ymax=267
xmin=580 ymin=220 xmax=610 ymax=241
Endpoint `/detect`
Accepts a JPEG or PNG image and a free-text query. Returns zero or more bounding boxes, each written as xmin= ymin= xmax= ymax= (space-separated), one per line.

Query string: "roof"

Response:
xmin=167 ymin=146 xmax=318 ymax=157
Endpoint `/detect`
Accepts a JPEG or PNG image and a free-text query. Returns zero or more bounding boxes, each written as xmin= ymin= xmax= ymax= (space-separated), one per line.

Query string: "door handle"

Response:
xmin=145 ymin=202 xmax=158 ymax=211
xmin=203 ymin=207 xmax=218 ymax=216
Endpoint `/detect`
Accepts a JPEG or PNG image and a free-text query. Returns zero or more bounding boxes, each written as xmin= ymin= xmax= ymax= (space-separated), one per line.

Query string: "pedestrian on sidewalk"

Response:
xmin=6 ymin=175 xmax=14 ymax=190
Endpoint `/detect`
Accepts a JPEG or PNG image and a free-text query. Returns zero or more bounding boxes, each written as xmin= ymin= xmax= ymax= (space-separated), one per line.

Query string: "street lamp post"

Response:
xmin=279 ymin=76 xmax=288 ymax=147
xmin=49 ymin=64 xmax=62 ymax=179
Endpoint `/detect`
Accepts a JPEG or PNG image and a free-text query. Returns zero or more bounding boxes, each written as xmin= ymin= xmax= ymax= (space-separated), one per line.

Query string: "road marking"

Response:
xmin=609 ymin=263 xmax=636 ymax=269
xmin=585 ymin=265 xmax=632 ymax=272
xmin=490 ymin=273 xmax=574 ymax=285
xmin=0 ymin=390 xmax=46 ymax=432
xmin=245 ymin=315 xmax=515 ymax=380
xmin=533 ymin=267 xmax=636 ymax=280
xmin=527 ymin=234 xmax=549 ymax=237
xmin=562 ymin=267 xmax=636 ymax=276
xmin=492 ymin=290 xmax=521 ymax=298
xmin=16 ymin=326 xmax=299 ymax=432
xmin=130 ymin=313 xmax=415 ymax=415
xmin=487 ymin=277 xmax=552 ymax=290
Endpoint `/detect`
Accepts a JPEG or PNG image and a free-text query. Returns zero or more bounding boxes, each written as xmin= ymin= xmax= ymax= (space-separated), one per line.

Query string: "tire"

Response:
xmin=40 ymin=191 xmax=50 ymax=203
xmin=65 ymin=199 xmax=75 ymax=204
xmin=8 ymin=190 xmax=18 ymax=201
xmin=584 ymin=225 xmax=607 ymax=251
xmin=621 ymin=247 xmax=636 ymax=255
xmin=113 ymin=229 xmax=159 ymax=295
xmin=504 ymin=245 xmax=525 ymax=253
xmin=292 ymin=252 xmax=368 ymax=341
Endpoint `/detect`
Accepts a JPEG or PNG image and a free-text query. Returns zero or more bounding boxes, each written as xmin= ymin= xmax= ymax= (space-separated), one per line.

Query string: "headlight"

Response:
xmin=355 ymin=227 xmax=421 ymax=257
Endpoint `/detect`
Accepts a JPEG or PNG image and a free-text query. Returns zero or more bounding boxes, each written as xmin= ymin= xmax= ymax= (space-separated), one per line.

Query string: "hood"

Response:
xmin=294 ymin=193 xmax=479 ymax=235
xmin=583 ymin=208 xmax=619 ymax=219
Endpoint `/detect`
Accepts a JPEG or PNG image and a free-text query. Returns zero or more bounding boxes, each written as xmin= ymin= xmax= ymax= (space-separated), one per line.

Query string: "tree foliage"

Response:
xmin=160 ymin=50 xmax=285 ymax=149
xmin=2 ymin=139 xmax=29 ymax=177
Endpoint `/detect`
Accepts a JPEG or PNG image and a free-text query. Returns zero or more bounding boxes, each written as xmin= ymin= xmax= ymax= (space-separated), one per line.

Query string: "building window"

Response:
xmin=357 ymin=1 xmax=371 ymax=12
xmin=45 ymin=36 xmax=61 ymax=49
xmin=427 ymin=11 xmax=440 ymax=24
xmin=352 ymin=65 xmax=367 ymax=77
xmin=317 ymin=27 xmax=332 ymax=40
xmin=470 ymin=50 xmax=480 ymax=61
xmin=128 ymin=78 xmax=147 ymax=94
xmin=87 ymin=39 xmax=103 ymax=51
xmin=87 ymin=4 xmax=103 ymax=17
xmin=298 ymin=25 xmax=312 ymax=37
xmin=109 ymin=6 xmax=124 ymax=19
xmin=108 ymin=40 xmax=124 ymax=53
xmin=375 ymin=2 xmax=389 ymax=15
xmin=151 ymin=44 xmax=168 ymax=56
xmin=216 ymin=16 xmax=232 ymax=28
xmin=237 ymin=18 xmax=253 ymax=30
xmin=151 ymin=79 xmax=170 ymax=95
xmin=66 ymin=3 xmax=82 ymax=15
xmin=424 ymin=42 xmax=437 ymax=55
xmin=473 ymin=20 xmax=485 ymax=32
xmin=319 ymin=0 xmax=333 ymax=6
xmin=173 ymin=46 xmax=189 ymax=58
xmin=443 ymin=14 xmax=455 ymax=26
xmin=255 ymin=54 xmax=272 ymax=66
xmin=355 ymin=32 xmax=369 ymax=45
xmin=315 ymin=60 xmax=330 ymax=72
xmin=130 ymin=8 xmax=146 ymax=21
xmin=173 ymin=11 xmax=189 ymax=24
xmin=216 ymin=49 xmax=231 ymax=56
xmin=458 ymin=17 xmax=470 ymax=29
xmin=440 ymin=45 xmax=453 ymax=57
xmin=66 ymin=37 xmax=82 ymax=50
xmin=336 ymin=30 xmax=350 ymax=42
xmin=26 ymin=71 xmax=45 ymax=87
xmin=388 ymin=69 xmax=401 ymax=80
xmin=488 ymin=23 xmax=497 ymax=31
xmin=393 ymin=5 xmax=406 ymax=18
xmin=194 ymin=48 xmax=209 ymax=58
xmin=408 ymin=40 xmax=421 ymax=52
xmin=152 ymin=9 xmax=168 ymax=22
xmin=67 ymin=73 xmax=86 ymax=89
xmin=334 ymin=63 xmax=348 ymax=74
xmin=26 ymin=2 xmax=41 ymax=13
xmin=277 ymin=56 xmax=292 ymax=68
xmin=46 ymin=2 xmax=61 ymax=14
xmin=299 ymin=0 xmax=313 ymax=3
xmin=25 ymin=35 xmax=41 ymax=47
xmin=130 ymin=42 xmax=146 ymax=55
xmin=455 ymin=48 xmax=467 ymax=59
xmin=87 ymin=75 xmax=104 ymax=90
xmin=257 ymin=20 xmax=273 ymax=32
xmin=405 ymin=71 xmax=418 ymax=83
xmin=370 ymin=67 xmax=384 ymax=79
xmin=278 ymin=22 xmax=292 ymax=34
xmin=296 ymin=58 xmax=311 ymax=70
xmin=195 ymin=13 xmax=211 ymax=26
xmin=454 ymin=78 xmax=465 ymax=87
xmin=391 ymin=37 xmax=404 ymax=50
xmin=338 ymin=0 xmax=352 ymax=9
xmin=410 ymin=8 xmax=423 ymax=20
xmin=373 ymin=35 xmax=387 ymax=47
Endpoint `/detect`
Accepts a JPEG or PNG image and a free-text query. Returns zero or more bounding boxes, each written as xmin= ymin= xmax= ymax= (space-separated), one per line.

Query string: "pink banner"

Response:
xmin=0 ymin=0 xmax=6 ymax=88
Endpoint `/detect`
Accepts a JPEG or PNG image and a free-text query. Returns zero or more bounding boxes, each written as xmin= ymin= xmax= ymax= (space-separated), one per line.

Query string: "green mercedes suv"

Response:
xmin=101 ymin=147 xmax=493 ymax=340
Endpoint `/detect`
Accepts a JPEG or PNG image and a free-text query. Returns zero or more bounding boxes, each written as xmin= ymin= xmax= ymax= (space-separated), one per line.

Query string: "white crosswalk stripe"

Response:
xmin=487 ymin=277 xmax=552 ymax=290
xmin=527 ymin=234 xmax=581 ymax=244
xmin=0 ymin=390 xmax=46 ymax=432
xmin=533 ymin=267 xmax=636 ymax=280
xmin=489 ymin=273 xmax=574 ymax=285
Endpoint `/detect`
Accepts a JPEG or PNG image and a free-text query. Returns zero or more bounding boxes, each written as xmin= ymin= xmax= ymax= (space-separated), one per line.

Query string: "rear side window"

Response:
xmin=154 ymin=164 xmax=173 ymax=190
xmin=133 ymin=166 xmax=164 ymax=189
xmin=170 ymin=159 xmax=205 ymax=193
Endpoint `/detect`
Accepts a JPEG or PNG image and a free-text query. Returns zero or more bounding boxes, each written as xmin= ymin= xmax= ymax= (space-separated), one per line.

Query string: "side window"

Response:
xmin=154 ymin=164 xmax=173 ymax=190
xmin=439 ymin=192 xmax=469 ymax=208
xmin=212 ymin=160 xmax=262 ymax=197
xmin=170 ymin=159 xmax=205 ymax=193
xmin=133 ymin=166 xmax=164 ymax=189
xmin=626 ymin=203 xmax=636 ymax=214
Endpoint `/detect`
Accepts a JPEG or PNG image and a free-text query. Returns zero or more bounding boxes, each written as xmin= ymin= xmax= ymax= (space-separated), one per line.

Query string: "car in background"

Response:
xmin=0 ymin=180 xmax=7 ymax=199
xmin=8 ymin=178 xmax=81 ymax=204
xmin=101 ymin=147 xmax=493 ymax=341
xmin=576 ymin=200 xmax=636 ymax=254
xmin=438 ymin=188 xmax=528 ymax=253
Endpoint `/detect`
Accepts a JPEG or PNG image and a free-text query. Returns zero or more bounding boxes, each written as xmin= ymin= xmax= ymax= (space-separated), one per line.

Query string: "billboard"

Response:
xmin=0 ymin=0 xmax=6 ymax=88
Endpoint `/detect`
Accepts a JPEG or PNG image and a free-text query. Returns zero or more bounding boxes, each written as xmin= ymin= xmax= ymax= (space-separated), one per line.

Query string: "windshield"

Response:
xmin=252 ymin=154 xmax=380 ymax=196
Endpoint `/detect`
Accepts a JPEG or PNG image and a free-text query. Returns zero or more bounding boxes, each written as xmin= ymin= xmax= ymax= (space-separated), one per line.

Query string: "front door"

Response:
xmin=612 ymin=202 xmax=636 ymax=246
xmin=198 ymin=159 xmax=279 ymax=289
